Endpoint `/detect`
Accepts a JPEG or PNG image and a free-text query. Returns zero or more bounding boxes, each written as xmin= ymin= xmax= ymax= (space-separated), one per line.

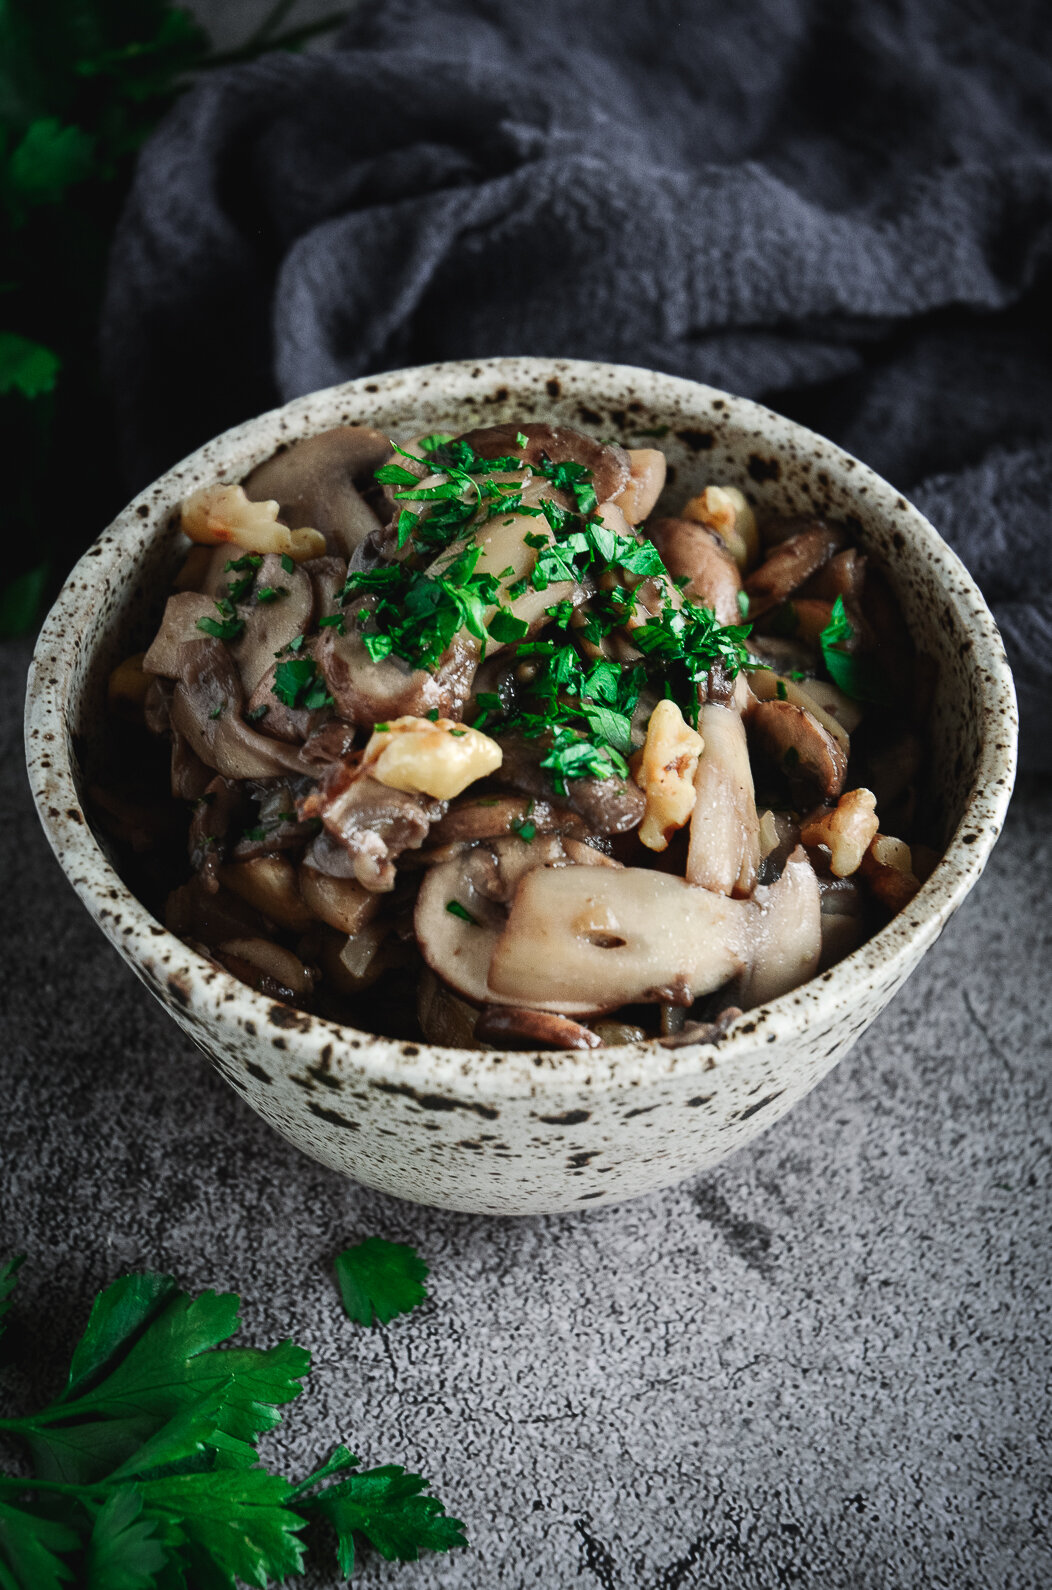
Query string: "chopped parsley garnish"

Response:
xmin=317 ymin=612 xmax=345 ymax=633
xmin=207 ymin=702 xmax=225 ymax=719
xmin=737 ymin=589 xmax=750 ymax=619
xmin=445 ymin=900 xmax=478 ymax=925
xmin=272 ymin=656 xmax=333 ymax=711
xmin=342 ymin=544 xmax=523 ymax=671
xmin=341 ymin=432 xmax=758 ymax=784
xmin=513 ymin=799 xmax=537 ymax=842
xmin=280 ymin=552 xmax=296 ymax=574
xmin=246 ymin=704 xmax=269 ymax=722
xmin=425 ymin=707 xmax=440 ymax=721
xmin=818 ymin=595 xmax=894 ymax=705
xmin=255 ymin=584 xmax=289 ymax=604
xmin=196 ymin=609 xmax=244 ymax=642
xmin=776 ymin=679 xmax=788 ymax=700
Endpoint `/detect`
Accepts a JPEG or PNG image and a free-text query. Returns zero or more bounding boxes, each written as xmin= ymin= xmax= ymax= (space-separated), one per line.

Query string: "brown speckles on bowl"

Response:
xmin=24 ymin=358 xmax=1017 ymax=1214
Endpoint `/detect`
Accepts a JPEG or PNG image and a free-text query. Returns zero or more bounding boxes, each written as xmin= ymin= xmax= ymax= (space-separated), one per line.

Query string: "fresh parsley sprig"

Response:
xmin=818 ymin=595 xmax=894 ymax=705
xmin=0 ymin=1256 xmax=466 ymax=1587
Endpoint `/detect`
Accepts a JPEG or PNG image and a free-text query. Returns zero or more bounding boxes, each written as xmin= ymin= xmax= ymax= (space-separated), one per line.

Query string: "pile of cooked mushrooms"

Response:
xmin=98 ymin=421 xmax=937 ymax=1050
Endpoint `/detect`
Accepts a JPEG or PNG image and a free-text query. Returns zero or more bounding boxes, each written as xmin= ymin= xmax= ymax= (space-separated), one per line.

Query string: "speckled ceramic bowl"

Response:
xmin=26 ymin=359 xmax=1017 ymax=1214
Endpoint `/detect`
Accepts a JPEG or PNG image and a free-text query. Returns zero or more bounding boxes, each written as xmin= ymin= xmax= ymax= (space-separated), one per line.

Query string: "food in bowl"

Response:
xmin=95 ymin=421 xmax=937 ymax=1051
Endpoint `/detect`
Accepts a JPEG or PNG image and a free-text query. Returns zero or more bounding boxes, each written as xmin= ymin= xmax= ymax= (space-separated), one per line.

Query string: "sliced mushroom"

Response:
xmin=142 ymin=592 xmax=217 ymax=678
xmin=803 ymin=547 xmax=867 ymax=603
xmin=687 ymin=703 xmax=761 ymax=896
xmin=170 ymin=639 xmax=312 ymax=781
xmin=745 ymin=522 xmax=845 ymax=618
xmin=413 ymin=837 xmax=614 ymax=1013
xmin=298 ymin=763 xmax=444 ymax=892
xmin=166 ymin=874 xmax=269 ymax=948
xmin=735 ymin=847 xmax=821 ymax=1009
xmin=614 ymin=449 xmax=667 ymax=525
xmin=456 ymin=423 xmax=631 ymax=505
xmin=228 ymin=553 xmax=314 ymax=696
xmin=649 ymin=517 xmax=743 ymax=625
xmin=243 ymin=426 xmax=391 ymax=559
xmin=488 ymin=865 xmax=747 ymax=1011
xmin=475 ymin=1006 xmax=603 ymax=1050
xmin=680 ymin=486 xmax=759 ymax=572
xmin=431 ymin=795 xmax=590 ymax=846
xmin=216 ymin=937 xmax=316 ymax=999
xmin=314 ymin=612 xmax=476 ymax=727
xmin=188 ymin=775 xmax=244 ymax=882
xmin=746 ymin=668 xmax=853 ymax=756
xmin=494 ymin=733 xmax=644 ymax=835
xmin=746 ymin=698 xmax=848 ymax=802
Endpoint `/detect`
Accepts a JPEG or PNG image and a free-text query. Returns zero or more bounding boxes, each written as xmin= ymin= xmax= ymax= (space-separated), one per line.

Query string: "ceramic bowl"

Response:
xmin=25 ymin=358 xmax=1017 ymax=1214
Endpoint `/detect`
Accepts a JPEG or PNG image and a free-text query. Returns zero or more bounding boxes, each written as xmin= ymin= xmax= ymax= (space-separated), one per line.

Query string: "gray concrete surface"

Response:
xmin=2 ymin=636 xmax=1050 ymax=1589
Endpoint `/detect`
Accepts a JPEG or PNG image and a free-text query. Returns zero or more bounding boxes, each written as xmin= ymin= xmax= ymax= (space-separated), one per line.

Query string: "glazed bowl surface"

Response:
xmin=25 ymin=358 xmax=1017 ymax=1214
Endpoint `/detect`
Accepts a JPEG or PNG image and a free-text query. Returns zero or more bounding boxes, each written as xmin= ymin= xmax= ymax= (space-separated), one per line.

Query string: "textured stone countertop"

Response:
xmin=2 ymin=639 xmax=1049 ymax=1589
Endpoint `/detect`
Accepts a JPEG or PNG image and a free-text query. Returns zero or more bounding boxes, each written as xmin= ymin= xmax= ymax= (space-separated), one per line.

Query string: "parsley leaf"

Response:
xmin=0 ymin=1259 xmax=467 ymax=1585
xmin=306 ymin=1464 xmax=468 ymax=1577
xmin=0 ymin=1502 xmax=80 ymax=1590
xmin=818 ymin=595 xmax=894 ymax=705
xmin=0 ymin=333 xmax=60 ymax=399
xmin=334 ymin=1239 xmax=430 ymax=1327
xmin=84 ymin=1487 xmax=169 ymax=1590
xmin=272 ymin=657 xmax=333 ymax=711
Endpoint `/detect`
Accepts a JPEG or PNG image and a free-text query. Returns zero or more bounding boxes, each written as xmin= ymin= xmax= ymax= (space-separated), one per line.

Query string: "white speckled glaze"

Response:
xmin=25 ymin=359 xmax=1017 ymax=1214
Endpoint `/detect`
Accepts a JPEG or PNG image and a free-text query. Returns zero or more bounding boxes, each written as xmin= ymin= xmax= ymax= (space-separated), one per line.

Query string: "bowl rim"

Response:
xmin=24 ymin=356 xmax=1019 ymax=1099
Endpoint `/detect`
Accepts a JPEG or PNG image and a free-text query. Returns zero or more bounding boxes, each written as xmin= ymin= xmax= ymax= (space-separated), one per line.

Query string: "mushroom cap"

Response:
xmin=488 ymin=864 xmax=747 ymax=1010
xmin=243 ymin=426 xmax=391 ymax=559
xmin=746 ymin=698 xmax=848 ymax=803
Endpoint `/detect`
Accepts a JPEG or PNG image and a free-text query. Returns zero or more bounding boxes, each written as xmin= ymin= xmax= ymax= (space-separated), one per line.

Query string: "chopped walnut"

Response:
xmin=362 ymin=715 xmax=503 ymax=801
xmin=181 ymin=483 xmax=325 ymax=561
xmin=800 ymin=787 xmax=880 ymax=877
xmin=632 ymin=698 xmax=704 ymax=853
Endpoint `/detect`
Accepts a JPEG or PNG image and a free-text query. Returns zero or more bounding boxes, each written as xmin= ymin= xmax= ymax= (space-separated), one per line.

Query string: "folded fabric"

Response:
xmin=102 ymin=0 xmax=1052 ymax=767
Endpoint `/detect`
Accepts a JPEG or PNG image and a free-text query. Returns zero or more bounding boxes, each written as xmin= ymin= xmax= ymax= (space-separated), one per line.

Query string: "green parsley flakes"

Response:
xmin=272 ymin=656 xmax=333 ymax=711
